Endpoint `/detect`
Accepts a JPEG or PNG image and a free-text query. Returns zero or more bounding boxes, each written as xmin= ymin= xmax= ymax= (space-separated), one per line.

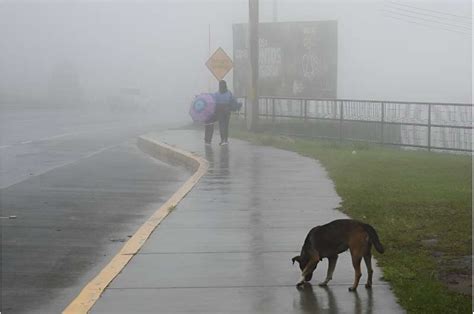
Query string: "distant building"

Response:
xmin=48 ymin=61 xmax=83 ymax=107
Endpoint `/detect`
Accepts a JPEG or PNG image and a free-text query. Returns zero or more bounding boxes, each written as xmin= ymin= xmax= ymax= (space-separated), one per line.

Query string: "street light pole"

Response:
xmin=248 ymin=0 xmax=259 ymax=131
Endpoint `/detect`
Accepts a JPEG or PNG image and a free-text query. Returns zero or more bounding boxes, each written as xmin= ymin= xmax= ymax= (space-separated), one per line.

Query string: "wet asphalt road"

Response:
xmin=0 ymin=109 xmax=188 ymax=313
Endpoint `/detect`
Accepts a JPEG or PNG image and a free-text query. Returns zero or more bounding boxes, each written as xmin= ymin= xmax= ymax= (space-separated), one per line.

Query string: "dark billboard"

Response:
xmin=233 ymin=21 xmax=337 ymax=98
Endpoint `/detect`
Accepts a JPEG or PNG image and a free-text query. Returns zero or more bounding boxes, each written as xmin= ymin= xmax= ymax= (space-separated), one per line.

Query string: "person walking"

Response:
xmin=204 ymin=80 xmax=238 ymax=145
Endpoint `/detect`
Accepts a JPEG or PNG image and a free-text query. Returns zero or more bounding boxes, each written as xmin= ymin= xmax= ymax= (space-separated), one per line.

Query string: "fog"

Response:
xmin=0 ymin=0 xmax=471 ymax=123
xmin=0 ymin=2 xmax=472 ymax=312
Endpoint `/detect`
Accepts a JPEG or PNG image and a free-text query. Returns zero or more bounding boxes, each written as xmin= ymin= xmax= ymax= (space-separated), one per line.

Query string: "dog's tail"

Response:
xmin=363 ymin=223 xmax=385 ymax=254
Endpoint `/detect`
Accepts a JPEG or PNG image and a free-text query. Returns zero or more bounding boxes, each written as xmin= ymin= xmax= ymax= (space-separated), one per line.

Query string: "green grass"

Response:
xmin=246 ymin=117 xmax=402 ymax=144
xmin=230 ymin=121 xmax=472 ymax=313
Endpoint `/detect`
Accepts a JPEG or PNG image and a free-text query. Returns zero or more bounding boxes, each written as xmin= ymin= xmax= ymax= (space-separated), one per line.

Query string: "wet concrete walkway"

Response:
xmin=92 ymin=130 xmax=403 ymax=313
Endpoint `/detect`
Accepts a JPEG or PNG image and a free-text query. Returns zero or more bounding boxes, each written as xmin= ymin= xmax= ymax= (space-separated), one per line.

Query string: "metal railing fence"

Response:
xmin=235 ymin=96 xmax=472 ymax=153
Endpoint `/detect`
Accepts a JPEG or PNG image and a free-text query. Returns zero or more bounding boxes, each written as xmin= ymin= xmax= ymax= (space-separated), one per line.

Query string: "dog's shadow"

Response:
xmin=296 ymin=283 xmax=337 ymax=313
xmin=296 ymin=284 xmax=373 ymax=314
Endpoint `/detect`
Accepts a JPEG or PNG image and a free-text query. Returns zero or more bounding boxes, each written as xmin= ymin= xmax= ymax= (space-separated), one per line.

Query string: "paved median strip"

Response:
xmin=63 ymin=135 xmax=208 ymax=314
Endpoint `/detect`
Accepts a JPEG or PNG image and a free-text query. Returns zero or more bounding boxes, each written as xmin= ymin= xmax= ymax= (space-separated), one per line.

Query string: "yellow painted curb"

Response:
xmin=63 ymin=135 xmax=208 ymax=314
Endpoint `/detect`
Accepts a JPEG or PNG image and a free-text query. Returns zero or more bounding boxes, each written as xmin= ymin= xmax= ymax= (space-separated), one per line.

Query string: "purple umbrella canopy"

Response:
xmin=189 ymin=93 xmax=216 ymax=123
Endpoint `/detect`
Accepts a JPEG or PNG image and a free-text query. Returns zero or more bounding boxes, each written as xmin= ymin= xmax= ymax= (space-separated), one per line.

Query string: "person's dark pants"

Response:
xmin=204 ymin=122 xmax=214 ymax=143
xmin=204 ymin=105 xmax=230 ymax=143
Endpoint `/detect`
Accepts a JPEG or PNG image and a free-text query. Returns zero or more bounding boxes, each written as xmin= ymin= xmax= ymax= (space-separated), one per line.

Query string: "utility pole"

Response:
xmin=248 ymin=0 xmax=259 ymax=131
xmin=273 ymin=0 xmax=277 ymax=22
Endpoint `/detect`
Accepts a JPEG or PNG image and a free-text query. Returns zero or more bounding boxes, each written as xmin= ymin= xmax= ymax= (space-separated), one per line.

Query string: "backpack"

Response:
xmin=229 ymin=97 xmax=242 ymax=112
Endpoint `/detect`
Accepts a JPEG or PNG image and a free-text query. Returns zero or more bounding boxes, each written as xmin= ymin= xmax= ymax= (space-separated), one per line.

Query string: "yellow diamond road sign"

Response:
xmin=206 ymin=47 xmax=233 ymax=81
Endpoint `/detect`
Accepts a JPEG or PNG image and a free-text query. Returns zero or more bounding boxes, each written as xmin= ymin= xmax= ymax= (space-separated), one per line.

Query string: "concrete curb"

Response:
xmin=63 ymin=134 xmax=209 ymax=314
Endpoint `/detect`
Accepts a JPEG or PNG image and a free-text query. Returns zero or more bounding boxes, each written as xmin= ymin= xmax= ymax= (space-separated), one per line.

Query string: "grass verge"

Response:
xmin=230 ymin=120 xmax=472 ymax=313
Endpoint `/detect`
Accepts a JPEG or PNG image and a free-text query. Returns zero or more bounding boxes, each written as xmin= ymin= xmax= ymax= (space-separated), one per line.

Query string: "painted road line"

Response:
xmin=21 ymin=131 xmax=87 ymax=144
xmin=1 ymin=122 xmax=176 ymax=150
xmin=9 ymin=129 xmax=113 ymax=148
xmin=0 ymin=133 xmax=76 ymax=150
xmin=38 ymin=132 xmax=78 ymax=141
xmin=0 ymin=144 xmax=118 ymax=190
xmin=62 ymin=135 xmax=209 ymax=314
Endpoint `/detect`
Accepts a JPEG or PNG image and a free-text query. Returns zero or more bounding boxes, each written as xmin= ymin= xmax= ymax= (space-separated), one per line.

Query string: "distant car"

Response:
xmin=108 ymin=88 xmax=152 ymax=113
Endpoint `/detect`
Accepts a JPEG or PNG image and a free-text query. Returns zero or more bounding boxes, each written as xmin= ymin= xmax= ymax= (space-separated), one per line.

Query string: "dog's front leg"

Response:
xmin=296 ymin=278 xmax=306 ymax=287
xmin=297 ymin=260 xmax=318 ymax=287
xmin=319 ymin=255 xmax=338 ymax=286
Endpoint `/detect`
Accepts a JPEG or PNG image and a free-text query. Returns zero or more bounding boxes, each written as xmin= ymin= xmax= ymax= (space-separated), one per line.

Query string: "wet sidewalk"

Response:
xmin=92 ymin=129 xmax=403 ymax=313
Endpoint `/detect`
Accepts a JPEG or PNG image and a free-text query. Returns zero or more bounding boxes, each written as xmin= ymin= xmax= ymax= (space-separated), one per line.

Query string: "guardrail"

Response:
xmin=236 ymin=97 xmax=472 ymax=153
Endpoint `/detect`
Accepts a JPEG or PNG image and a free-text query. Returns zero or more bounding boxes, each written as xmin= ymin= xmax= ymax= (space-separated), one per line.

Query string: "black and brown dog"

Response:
xmin=292 ymin=219 xmax=384 ymax=291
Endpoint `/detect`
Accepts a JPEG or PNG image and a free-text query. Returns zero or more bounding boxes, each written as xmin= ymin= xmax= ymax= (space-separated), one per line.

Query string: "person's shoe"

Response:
xmin=219 ymin=141 xmax=228 ymax=146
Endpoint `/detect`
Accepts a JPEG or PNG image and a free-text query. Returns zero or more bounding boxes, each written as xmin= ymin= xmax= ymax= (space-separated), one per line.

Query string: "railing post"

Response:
xmin=272 ymin=98 xmax=275 ymax=123
xmin=428 ymin=104 xmax=431 ymax=151
xmin=265 ymin=98 xmax=269 ymax=119
xmin=381 ymin=102 xmax=385 ymax=145
xmin=300 ymin=100 xmax=303 ymax=119
xmin=339 ymin=100 xmax=344 ymax=142
xmin=244 ymin=98 xmax=247 ymax=120
xmin=304 ymin=100 xmax=308 ymax=125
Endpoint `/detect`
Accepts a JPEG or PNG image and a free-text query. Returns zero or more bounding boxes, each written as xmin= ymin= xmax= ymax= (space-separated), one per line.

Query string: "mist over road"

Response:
xmin=0 ymin=107 xmax=185 ymax=189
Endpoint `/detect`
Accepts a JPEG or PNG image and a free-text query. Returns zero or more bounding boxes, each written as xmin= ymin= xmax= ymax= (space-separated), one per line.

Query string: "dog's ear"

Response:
xmin=292 ymin=255 xmax=301 ymax=265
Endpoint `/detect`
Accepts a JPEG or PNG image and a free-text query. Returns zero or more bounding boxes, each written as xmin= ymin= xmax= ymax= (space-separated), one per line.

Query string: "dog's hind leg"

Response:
xmin=363 ymin=252 xmax=373 ymax=289
xmin=349 ymin=250 xmax=362 ymax=292
xmin=319 ymin=255 xmax=338 ymax=286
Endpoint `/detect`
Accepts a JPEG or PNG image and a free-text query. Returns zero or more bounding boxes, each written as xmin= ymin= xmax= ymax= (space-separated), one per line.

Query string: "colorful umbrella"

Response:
xmin=189 ymin=93 xmax=216 ymax=123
